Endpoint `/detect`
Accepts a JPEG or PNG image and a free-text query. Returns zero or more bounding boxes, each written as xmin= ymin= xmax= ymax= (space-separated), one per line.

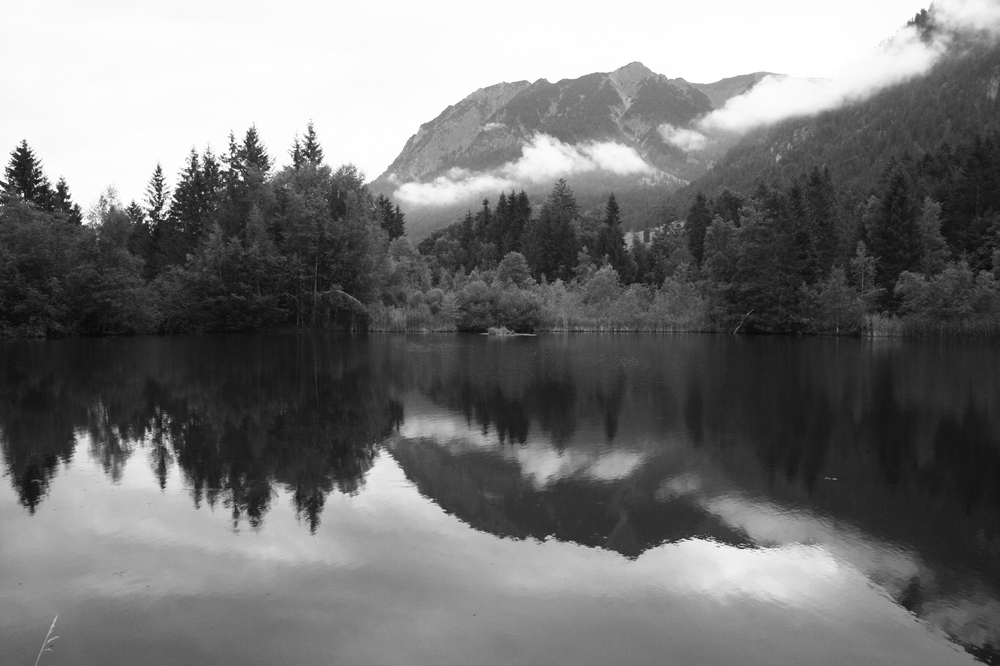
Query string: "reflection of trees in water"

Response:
xmin=0 ymin=336 xmax=404 ymax=532
xmin=395 ymin=336 xmax=1000 ymax=662
xmin=0 ymin=344 xmax=84 ymax=513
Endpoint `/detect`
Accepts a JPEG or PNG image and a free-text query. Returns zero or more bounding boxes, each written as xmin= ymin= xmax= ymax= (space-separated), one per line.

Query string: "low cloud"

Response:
xmin=393 ymin=168 xmax=514 ymax=207
xmin=695 ymin=0 xmax=1000 ymax=137
xmin=698 ymin=34 xmax=940 ymax=134
xmin=394 ymin=133 xmax=656 ymax=207
xmin=659 ymin=124 xmax=709 ymax=152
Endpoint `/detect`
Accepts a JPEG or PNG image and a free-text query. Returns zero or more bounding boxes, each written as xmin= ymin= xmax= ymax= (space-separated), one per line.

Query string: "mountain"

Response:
xmin=371 ymin=63 xmax=771 ymax=238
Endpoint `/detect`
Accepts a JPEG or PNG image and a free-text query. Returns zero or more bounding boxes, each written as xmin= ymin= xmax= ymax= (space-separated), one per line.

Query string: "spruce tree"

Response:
xmin=289 ymin=135 xmax=304 ymax=170
xmin=805 ymin=166 xmax=837 ymax=273
xmin=685 ymin=192 xmax=712 ymax=265
xmin=144 ymin=163 xmax=171 ymax=228
xmin=240 ymin=125 xmax=272 ymax=173
xmin=302 ymin=121 xmax=324 ymax=165
xmin=529 ymin=179 xmax=579 ymax=281
xmin=375 ymin=194 xmax=405 ymax=240
xmin=596 ymin=193 xmax=630 ymax=279
xmin=868 ymin=159 xmax=922 ymax=301
xmin=165 ymin=149 xmax=205 ymax=266
xmin=53 ymin=176 xmax=83 ymax=224
xmin=4 ymin=140 xmax=48 ymax=206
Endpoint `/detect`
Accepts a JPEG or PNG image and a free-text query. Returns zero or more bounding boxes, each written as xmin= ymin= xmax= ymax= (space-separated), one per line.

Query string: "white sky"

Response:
xmin=1 ymin=0 xmax=925 ymax=209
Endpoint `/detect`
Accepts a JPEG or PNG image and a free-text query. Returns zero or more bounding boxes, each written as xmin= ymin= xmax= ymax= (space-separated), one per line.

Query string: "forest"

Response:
xmin=1 ymin=123 xmax=999 ymax=338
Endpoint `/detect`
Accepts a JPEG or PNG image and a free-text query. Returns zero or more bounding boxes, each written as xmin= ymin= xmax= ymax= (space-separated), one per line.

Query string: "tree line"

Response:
xmin=2 ymin=126 xmax=999 ymax=337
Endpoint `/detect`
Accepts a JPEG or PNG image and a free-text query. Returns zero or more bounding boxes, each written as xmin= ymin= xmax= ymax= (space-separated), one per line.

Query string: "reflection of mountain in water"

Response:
xmin=0 ymin=336 xmax=404 ymax=532
xmin=386 ymin=336 xmax=1000 ymax=663
xmin=387 ymin=428 xmax=750 ymax=558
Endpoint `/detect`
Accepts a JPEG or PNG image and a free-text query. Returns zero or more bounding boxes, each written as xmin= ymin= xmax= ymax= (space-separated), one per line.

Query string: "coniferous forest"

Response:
xmin=2 ymin=122 xmax=1000 ymax=339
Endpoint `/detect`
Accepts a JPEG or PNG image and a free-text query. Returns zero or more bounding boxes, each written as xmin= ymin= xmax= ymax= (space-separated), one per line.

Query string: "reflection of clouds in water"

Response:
xmin=657 ymin=471 xmax=1000 ymax=650
xmin=398 ymin=409 xmax=645 ymax=488
xmin=397 ymin=403 xmax=997 ymax=656
xmin=655 ymin=472 xmax=702 ymax=500
xmin=3 ymin=438 xmax=978 ymax=666
xmin=924 ymin=595 xmax=1000 ymax=649
xmin=398 ymin=412 xmax=497 ymax=451
xmin=511 ymin=444 xmax=644 ymax=488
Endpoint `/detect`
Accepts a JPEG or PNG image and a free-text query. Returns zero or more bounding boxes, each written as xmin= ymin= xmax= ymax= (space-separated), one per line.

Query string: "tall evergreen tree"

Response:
xmin=868 ymin=159 xmax=923 ymax=298
xmin=218 ymin=126 xmax=272 ymax=238
xmin=145 ymin=163 xmax=171 ymax=228
xmin=731 ymin=194 xmax=804 ymax=330
xmin=804 ymin=166 xmax=838 ymax=273
xmin=4 ymin=140 xmax=50 ymax=206
xmin=164 ymin=149 xmax=209 ymax=266
xmin=596 ymin=193 xmax=633 ymax=281
xmin=375 ymin=193 xmax=405 ymax=240
xmin=525 ymin=179 xmax=578 ymax=281
xmin=53 ymin=176 xmax=83 ymax=224
xmin=302 ymin=121 xmax=324 ymax=165
xmin=241 ymin=125 xmax=272 ymax=174
xmin=289 ymin=134 xmax=304 ymax=170
xmin=712 ymin=189 xmax=744 ymax=225
xmin=685 ymin=192 xmax=712 ymax=265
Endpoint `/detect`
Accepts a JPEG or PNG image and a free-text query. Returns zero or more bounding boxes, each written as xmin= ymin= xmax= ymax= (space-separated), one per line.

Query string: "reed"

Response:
xmin=865 ymin=314 xmax=1000 ymax=340
xmin=366 ymin=304 xmax=457 ymax=332
xmin=34 ymin=615 xmax=58 ymax=666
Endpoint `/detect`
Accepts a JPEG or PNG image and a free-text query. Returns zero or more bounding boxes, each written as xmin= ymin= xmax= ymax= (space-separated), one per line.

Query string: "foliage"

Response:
xmin=455 ymin=280 xmax=542 ymax=333
xmin=4 ymin=111 xmax=1000 ymax=339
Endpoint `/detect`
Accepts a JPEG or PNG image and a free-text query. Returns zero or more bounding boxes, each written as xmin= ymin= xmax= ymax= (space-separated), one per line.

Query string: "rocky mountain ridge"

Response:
xmin=375 ymin=62 xmax=771 ymax=188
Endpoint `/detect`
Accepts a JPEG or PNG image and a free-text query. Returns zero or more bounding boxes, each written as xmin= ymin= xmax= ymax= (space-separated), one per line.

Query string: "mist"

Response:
xmin=394 ymin=134 xmax=657 ymax=208
xmin=675 ymin=0 xmax=1000 ymax=146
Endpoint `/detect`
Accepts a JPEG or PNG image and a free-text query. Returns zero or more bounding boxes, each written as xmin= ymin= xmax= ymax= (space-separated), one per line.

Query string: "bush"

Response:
xmin=456 ymin=281 xmax=542 ymax=332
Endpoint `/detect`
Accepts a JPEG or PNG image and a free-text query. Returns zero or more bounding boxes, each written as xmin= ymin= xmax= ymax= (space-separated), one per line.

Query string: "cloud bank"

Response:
xmin=663 ymin=0 xmax=1000 ymax=149
xmin=394 ymin=133 xmax=656 ymax=207
xmin=659 ymin=124 xmax=709 ymax=152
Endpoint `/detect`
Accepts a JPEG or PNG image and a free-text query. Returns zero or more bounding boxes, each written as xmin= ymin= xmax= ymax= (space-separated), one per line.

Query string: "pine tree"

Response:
xmin=805 ymin=166 xmax=837 ymax=274
xmin=53 ymin=176 xmax=83 ymax=224
xmin=528 ymin=179 xmax=579 ymax=281
xmin=125 ymin=199 xmax=151 ymax=259
xmin=375 ymin=194 xmax=405 ymax=240
xmin=868 ymin=159 xmax=922 ymax=298
xmin=241 ymin=125 xmax=272 ymax=174
xmin=164 ymin=149 xmax=206 ymax=266
xmin=289 ymin=134 xmax=304 ymax=170
xmin=596 ymin=193 xmax=632 ymax=281
xmin=302 ymin=121 xmax=324 ymax=165
xmin=685 ymin=192 xmax=712 ymax=265
xmin=144 ymin=163 xmax=171 ymax=228
xmin=712 ymin=189 xmax=744 ymax=225
xmin=4 ymin=140 xmax=49 ymax=206
xmin=218 ymin=127 xmax=272 ymax=238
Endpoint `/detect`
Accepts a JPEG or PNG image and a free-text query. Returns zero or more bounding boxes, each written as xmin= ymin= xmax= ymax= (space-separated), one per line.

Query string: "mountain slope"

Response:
xmin=677 ymin=36 xmax=1000 ymax=207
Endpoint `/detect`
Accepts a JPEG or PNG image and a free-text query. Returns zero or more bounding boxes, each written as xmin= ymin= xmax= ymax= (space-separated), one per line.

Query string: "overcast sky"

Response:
xmin=2 ymin=0 xmax=927 ymax=209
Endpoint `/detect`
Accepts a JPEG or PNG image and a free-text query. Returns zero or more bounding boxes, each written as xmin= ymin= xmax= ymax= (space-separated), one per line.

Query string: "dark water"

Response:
xmin=1 ymin=334 xmax=998 ymax=666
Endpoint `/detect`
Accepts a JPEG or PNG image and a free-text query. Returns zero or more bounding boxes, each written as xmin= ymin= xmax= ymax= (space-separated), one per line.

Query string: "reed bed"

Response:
xmin=866 ymin=314 xmax=1000 ymax=340
xmin=366 ymin=304 xmax=456 ymax=332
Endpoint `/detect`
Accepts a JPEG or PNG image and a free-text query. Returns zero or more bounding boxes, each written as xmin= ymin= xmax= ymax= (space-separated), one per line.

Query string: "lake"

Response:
xmin=1 ymin=333 xmax=998 ymax=665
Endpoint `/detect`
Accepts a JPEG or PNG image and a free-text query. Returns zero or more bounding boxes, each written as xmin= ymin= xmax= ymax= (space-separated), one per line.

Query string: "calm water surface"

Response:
xmin=1 ymin=334 xmax=998 ymax=665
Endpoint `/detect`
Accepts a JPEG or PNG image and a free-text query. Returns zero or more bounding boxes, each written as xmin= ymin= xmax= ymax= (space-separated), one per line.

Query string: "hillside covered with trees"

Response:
xmin=674 ymin=12 xmax=1000 ymax=210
